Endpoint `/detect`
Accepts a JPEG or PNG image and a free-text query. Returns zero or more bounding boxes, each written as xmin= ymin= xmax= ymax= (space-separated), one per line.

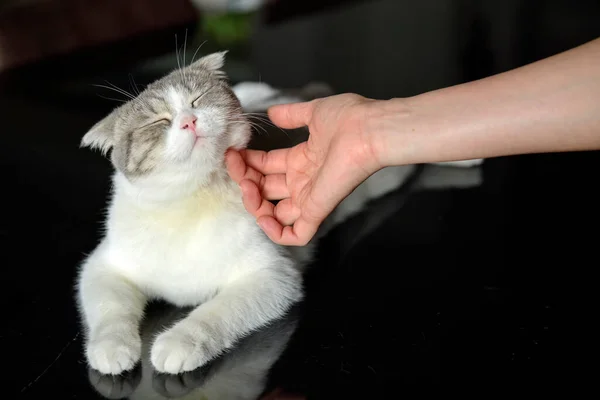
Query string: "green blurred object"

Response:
xmin=198 ymin=10 xmax=258 ymax=56
xmin=203 ymin=11 xmax=256 ymax=46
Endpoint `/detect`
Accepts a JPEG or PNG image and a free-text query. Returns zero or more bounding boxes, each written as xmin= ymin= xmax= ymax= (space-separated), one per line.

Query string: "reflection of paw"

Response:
xmin=151 ymin=327 xmax=213 ymax=374
xmin=152 ymin=366 xmax=211 ymax=398
xmin=86 ymin=330 xmax=141 ymax=375
xmin=88 ymin=363 xmax=142 ymax=398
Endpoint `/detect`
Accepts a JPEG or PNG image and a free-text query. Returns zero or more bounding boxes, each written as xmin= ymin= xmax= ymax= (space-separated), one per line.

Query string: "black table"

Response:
xmin=2 ymin=0 xmax=599 ymax=397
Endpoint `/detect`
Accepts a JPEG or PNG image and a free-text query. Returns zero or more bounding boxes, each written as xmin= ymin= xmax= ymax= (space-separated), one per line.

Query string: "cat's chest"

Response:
xmin=106 ymin=199 xmax=257 ymax=300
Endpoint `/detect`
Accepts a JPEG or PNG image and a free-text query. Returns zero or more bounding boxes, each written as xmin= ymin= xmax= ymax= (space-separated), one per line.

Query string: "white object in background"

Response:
xmin=416 ymin=164 xmax=482 ymax=190
xmin=189 ymin=0 xmax=267 ymax=13
xmin=233 ymin=81 xmax=334 ymax=112
xmin=233 ymin=82 xmax=292 ymax=111
xmin=434 ymin=159 xmax=484 ymax=168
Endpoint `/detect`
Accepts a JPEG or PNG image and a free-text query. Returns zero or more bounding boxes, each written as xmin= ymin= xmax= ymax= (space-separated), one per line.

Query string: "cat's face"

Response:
xmin=81 ymin=52 xmax=250 ymax=190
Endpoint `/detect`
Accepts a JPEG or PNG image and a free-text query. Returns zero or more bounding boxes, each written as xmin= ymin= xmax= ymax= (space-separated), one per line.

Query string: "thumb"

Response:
xmin=268 ymin=101 xmax=315 ymax=129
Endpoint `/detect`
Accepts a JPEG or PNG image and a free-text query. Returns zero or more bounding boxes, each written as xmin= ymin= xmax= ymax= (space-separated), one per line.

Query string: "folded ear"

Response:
xmin=80 ymin=110 xmax=118 ymax=155
xmin=190 ymin=51 xmax=228 ymax=72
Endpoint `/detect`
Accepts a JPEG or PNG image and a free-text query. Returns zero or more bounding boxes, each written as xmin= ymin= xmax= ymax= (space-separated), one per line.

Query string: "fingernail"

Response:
xmin=257 ymin=219 xmax=269 ymax=232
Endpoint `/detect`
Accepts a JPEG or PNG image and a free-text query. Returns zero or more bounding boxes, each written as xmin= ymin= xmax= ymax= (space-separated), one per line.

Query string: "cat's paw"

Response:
xmin=86 ymin=329 xmax=142 ymax=375
xmin=151 ymin=327 xmax=214 ymax=374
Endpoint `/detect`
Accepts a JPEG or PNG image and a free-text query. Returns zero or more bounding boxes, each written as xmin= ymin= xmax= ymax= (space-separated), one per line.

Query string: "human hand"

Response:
xmin=226 ymin=93 xmax=383 ymax=246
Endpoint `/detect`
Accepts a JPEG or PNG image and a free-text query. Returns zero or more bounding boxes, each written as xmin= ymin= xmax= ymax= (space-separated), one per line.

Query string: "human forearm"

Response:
xmin=371 ymin=38 xmax=600 ymax=167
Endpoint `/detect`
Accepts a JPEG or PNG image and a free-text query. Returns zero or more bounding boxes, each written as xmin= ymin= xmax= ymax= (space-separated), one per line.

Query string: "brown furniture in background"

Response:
xmin=0 ymin=0 xmax=197 ymax=72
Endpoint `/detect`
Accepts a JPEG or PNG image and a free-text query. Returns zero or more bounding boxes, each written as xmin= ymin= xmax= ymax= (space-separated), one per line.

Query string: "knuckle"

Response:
xmin=260 ymin=151 xmax=269 ymax=168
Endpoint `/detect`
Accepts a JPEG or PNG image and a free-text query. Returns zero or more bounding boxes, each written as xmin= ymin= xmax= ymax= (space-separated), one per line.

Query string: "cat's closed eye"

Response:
xmin=191 ymin=86 xmax=215 ymax=107
xmin=138 ymin=118 xmax=171 ymax=130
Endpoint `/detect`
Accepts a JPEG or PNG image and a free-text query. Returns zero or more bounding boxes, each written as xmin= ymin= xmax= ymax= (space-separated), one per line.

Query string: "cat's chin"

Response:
xmin=190 ymin=136 xmax=217 ymax=155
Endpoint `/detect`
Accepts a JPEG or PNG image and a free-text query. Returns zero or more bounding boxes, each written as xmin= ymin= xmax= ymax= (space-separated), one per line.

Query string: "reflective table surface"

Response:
xmin=2 ymin=0 xmax=599 ymax=397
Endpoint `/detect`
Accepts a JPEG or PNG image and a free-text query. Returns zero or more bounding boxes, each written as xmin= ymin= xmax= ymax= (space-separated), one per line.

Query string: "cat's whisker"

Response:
xmin=175 ymin=34 xmax=184 ymax=83
xmin=241 ymin=113 xmax=291 ymax=139
xmin=92 ymin=83 xmax=136 ymax=101
xmin=241 ymin=112 xmax=276 ymax=122
xmin=191 ymin=40 xmax=208 ymax=65
xmin=248 ymin=121 xmax=270 ymax=136
xmin=183 ymin=28 xmax=189 ymax=84
xmin=104 ymin=81 xmax=137 ymax=99
xmin=232 ymin=116 xmax=270 ymax=136
xmin=245 ymin=115 xmax=284 ymax=129
xmin=129 ymin=73 xmax=140 ymax=96
xmin=249 ymin=125 xmax=269 ymax=136
xmin=95 ymin=94 xmax=127 ymax=103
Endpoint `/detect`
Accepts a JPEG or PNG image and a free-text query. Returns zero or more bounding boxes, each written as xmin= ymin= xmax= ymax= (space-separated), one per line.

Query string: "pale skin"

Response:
xmin=226 ymin=37 xmax=600 ymax=246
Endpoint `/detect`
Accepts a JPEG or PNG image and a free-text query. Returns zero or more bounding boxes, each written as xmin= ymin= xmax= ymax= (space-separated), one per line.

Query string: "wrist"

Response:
xmin=365 ymin=97 xmax=421 ymax=168
xmin=367 ymin=87 xmax=490 ymax=167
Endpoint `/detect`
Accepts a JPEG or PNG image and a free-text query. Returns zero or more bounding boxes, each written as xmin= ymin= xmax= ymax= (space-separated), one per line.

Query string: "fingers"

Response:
xmin=239 ymin=180 xmax=318 ymax=246
xmin=226 ymin=149 xmax=289 ymax=200
xmin=243 ymin=148 xmax=289 ymax=174
xmin=268 ymin=101 xmax=315 ymax=129
xmin=273 ymin=198 xmax=301 ymax=226
xmin=262 ymin=174 xmax=290 ymax=199
xmin=239 ymin=181 xmax=299 ymax=225
xmin=225 ymin=149 xmax=251 ymax=184
xmin=241 ymin=190 xmax=319 ymax=246
xmin=257 ymin=215 xmax=320 ymax=247
xmin=239 ymin=180 xmax=275 ymax=218
xmin=226 ymin=145 xmax=321 ymax=246
xmin=226 ymin=148 xmax=287 ymax=176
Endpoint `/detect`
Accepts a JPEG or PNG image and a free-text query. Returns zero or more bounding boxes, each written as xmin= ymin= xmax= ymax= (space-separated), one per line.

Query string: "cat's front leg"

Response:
xmin=78 ymin=251 xmax=146 ymax=375
xmin=151 ymin=265 xmax=302 ymax=374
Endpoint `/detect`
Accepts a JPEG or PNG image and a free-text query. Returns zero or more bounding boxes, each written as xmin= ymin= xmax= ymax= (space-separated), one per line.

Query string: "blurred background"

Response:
xmin=1 ymin=0 xmax=599 ymax=397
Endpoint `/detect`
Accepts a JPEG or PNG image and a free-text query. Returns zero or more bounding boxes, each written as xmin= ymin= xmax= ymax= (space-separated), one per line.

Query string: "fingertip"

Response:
xmin=273 ymin=198 xmax=300 ymax=225
xmin=224 ymin=148 xmax=233 ymax=162
xmin=239 ymin=179 xmax=250 ymax=194
xmin=240 ymin=179 xmax=260 ymax=212
xmin=281 ymin=217 xmax=319 ymax=246
xmin=257 ymin=215 xmax=284 ymax=242
xmin=266 ymin=103 xmax=284 ymax=118
xmin=225 ymin=148 xmax=243 ymax=180
xmin=239 ymin=178 xmax=259 ymax=192
xmin=267 ymin=102 xmax=312 ymax=129
xmin=266 ymin=105 xmax=284 ymax=127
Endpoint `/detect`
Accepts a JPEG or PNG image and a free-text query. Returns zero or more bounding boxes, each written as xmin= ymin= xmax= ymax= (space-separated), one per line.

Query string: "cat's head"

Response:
xmin=81 ymin=51 xmax=250 ymax=192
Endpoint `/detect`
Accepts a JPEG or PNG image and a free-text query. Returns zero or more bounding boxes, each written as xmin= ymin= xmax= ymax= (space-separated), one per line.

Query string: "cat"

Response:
xmin=76 ymin=51 xmax=414 ymax=377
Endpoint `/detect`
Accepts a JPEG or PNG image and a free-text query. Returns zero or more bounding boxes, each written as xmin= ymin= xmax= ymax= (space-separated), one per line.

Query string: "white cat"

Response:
xmin=77 ymin=52 xmax=412 ymax=376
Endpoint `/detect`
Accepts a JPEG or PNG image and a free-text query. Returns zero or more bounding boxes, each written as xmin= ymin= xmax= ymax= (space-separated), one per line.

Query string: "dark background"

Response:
xmin=1 ymin=0 xmax=599 ymax=397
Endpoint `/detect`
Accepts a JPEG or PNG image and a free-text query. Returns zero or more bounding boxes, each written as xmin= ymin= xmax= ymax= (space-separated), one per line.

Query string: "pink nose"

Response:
xmin=180 ymin=115 xmax=197 ymax=132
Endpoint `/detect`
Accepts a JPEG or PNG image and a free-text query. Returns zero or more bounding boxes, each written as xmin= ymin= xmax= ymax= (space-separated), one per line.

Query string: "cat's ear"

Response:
xmin=80 ymin=110 xmax=117 ymax=155
xmin=192 ymin=51 xmax=228 ymax=72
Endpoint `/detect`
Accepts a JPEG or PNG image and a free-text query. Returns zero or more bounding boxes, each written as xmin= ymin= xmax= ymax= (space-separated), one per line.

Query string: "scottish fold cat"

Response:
xmin=76 ymin=51 xmax=413 ymax=376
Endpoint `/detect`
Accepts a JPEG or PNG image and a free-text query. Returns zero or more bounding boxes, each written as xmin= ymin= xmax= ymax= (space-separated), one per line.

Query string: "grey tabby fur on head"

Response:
xmin=81 ymin=51 xmax=251 ymax=188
